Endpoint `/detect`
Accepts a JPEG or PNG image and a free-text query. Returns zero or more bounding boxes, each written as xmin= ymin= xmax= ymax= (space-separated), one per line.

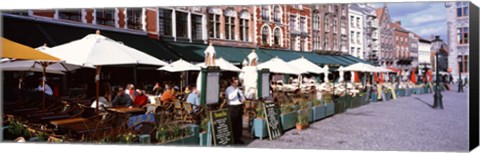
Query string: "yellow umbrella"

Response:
xmin=1 ymin=37 xmax=60 ymax=61
xmin=2 ymin=38 xmax=61 ymax=110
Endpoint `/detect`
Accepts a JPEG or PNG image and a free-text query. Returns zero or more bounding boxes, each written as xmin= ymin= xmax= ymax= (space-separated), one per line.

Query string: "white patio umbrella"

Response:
xmin=338 ymin=66 xmax=345 ymax=82
xmin=338 ymin=63 xmax=377 ymax=72
xmin=257 ymin=57 xmax=307 ymax=75
xmin=45 ymin=31 xmax=168 ymax=114
xmin=196 ymin=57 xmax=241 ymax=72
xmin=158 ymin=59 xmax=200 ymax=72
xmin=288 ymin=56 xmax=327 ymax=74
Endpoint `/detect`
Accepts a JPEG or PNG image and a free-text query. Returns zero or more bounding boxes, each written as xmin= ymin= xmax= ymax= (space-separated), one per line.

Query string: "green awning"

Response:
xmin=259 ymin=49 xmax=302 ymax=62
xmin=3 ymin=15 xmax=180 ymax=62
xmin=329 ymin=55 xmax=356 ymax=66
xmin=341 ymin=55 xmax=373 ymax=65
xmin=164 ymin=41 xmax=273 ymax=64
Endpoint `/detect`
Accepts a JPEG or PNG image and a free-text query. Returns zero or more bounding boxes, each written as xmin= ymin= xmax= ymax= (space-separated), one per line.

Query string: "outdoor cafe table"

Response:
xmin=50 ymin=117 xmax=87 ymax=127
xmin=107 ymin=107 xmax=145 ymax=114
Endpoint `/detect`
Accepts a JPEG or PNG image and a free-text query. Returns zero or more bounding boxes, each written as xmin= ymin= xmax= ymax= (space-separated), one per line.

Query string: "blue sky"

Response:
xmin=371 ymin=2 xmax=448 ymax=42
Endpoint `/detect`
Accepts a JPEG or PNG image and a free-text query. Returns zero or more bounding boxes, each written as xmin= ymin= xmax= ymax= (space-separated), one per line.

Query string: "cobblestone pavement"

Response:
xmin=246 ymin=86 xmax=469 ymax=152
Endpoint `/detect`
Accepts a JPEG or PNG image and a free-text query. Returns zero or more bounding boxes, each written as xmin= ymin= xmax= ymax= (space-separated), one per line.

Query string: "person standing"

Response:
xmin=225 ymin=77 xmax=245 ymax=145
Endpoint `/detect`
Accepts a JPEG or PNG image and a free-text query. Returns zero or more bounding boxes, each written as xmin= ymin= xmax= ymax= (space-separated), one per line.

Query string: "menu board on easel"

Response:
xmin=263 ymin=101 xmax=282 ymax=140
xmin=209 ymin=109 xmax=234 ymax=145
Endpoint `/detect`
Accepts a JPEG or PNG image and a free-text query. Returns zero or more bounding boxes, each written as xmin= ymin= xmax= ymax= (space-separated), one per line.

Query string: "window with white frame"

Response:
xmin=333 ymin=18 xmax=337 ymax=32
xmin=58 ymin=9 xmax=82 ymax=22
xmin=273 ymin=6 xmax=281 ymax=23
xmin=96 ymin=8 xmax=115 ymax=26
xmin=457 ymin=27 xmax=469 ymax=44
xmin=313 ymin=11 xmax=320 ymax=31
xmin=261 ymin=6 xmax=270 ymax=21
xmin=239 ymin=15 xmax=249 ymax=42
xmin=191 ymin=14 xmax=203 ymax=40
xmin=274 ymin=28 xmax=281 ymax=46
xmin=324 ymin=15 xmax=329 ymax=32
xmin=262 ymin=26 xmax=269 ymax=45
xmin=356 ymin=32 xmax=360 ymax=44
xmin=356 ymin=17 xmax=360 ymax=28
xmin=457 ymin=2 xmax=469 ymax=17
xmin=324 ymin=34 xmax=329 ymax=50
xmin=290 ymin=15 xmax=297 ymax=32
xmin=126 ymin=8 xmax=142 ymax=30
xmin=350 ymin=16 xmax=354 ymax=27
xmin=158 ymin=8 xmax=173 ymax=36
xmin=300 ymin=17 xmax=306 ymax=33
xmin=176 ymin=11 xmax=188 ymax=38
xmin=350 ymin=31 xmax=354 ymax=44
xmin=208 ymin=13 xmax=220 ymax=38
xmin=224 ymin=9 xmax=235 ymax=40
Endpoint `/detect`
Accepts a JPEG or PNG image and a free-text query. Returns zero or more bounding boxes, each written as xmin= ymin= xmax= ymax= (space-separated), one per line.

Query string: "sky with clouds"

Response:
xmin=371 ymin=2 xmax=448 ymax=42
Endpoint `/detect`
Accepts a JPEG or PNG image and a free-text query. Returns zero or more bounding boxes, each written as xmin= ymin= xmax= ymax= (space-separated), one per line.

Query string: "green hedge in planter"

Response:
xmin=167 ymin=125 xmax=199 ymax=145
xmin=280 ymin=111 xmax=298 ymax=131
xmin=325 ymin=103 xmax=335 ymax=117
xmin=252 ymin=118 xmax=268 ymax=140
xmin=312 ymin=105 xmax=326 ymax=121
xmin=334 ymin=99 xmax=346 ymax=114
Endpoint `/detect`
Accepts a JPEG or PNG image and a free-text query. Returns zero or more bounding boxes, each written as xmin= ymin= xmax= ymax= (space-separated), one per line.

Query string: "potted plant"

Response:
xmin=295 ymin=109 xmax=309 ymax=131
xmin=297 ymin=99 xmax=313 ymax=123
xmin=252 ymin=102 xmax=268 ymax=140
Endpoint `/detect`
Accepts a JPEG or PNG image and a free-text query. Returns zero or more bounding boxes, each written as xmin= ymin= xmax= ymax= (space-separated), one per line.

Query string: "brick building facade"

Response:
xmin=311 ymin=4 xmax=349 ymax=54
xmin=376 ymin=5 xmax=395 ymax=67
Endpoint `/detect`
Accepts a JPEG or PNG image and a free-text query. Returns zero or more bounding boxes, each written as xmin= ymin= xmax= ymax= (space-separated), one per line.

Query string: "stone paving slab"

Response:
xmin=246 ymin=87 xmax=469 ymax=152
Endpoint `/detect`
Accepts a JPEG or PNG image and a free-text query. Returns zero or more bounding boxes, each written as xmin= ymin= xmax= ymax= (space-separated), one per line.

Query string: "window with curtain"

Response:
xmin=290 ymin=15 xmax=297 ymax=32
xmin=224 ymin=10 xmax=235 ymax=40
xmin=273 ymin=6 xmax=281 ymax=23
xmin=324 ymin=15 xmax=329 ymax=32
xmin=158 ymin=9 xmax=172 ymax=36
xmin=126 ymin=8 xmax=142 ymax=30
xmin=96 ymin=8 xmax=115 ymax=26
xmin=290 ymin=37 xmax=296 ymax=50
xmin=262 ymin=26 xmax=269 ymax=45
xmin=457 ymin=27 xmax=469 ymax=44
xmin=240 ymin=18 xmax=249 ymax=41
xmin=274 ymin=28 xmax=281 ymax=46
xmin=300 ymin=17 xmax=306 ymax=33
xmin=261 ymin=6 xmax=270 ymax=21
xmin=208 ymin=13 xmax=220 ymax=38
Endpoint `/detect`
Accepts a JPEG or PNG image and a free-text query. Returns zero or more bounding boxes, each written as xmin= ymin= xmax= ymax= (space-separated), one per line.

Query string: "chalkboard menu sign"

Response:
xmin=263 ymin=101 xmax=282 ymax=140
xmin=209 ymin=109 xmax=234 ymax=145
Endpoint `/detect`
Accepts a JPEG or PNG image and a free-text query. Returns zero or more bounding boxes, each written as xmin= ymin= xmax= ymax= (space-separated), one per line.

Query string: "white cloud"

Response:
xmin=411 ymin=14 xmax=446 ymax=25
xmin=417 ymin=26 xmax=444 ymax=36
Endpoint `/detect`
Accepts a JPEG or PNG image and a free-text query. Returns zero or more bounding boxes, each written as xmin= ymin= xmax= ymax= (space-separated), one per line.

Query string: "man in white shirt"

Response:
xmin=36 ymin=82 xmax=53 ymax=96
xmin=225 ymin=77 xmax=245 ymax=145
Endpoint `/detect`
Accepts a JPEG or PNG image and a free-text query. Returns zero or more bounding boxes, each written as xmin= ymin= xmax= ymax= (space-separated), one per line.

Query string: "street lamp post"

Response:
xmin=433 ymin=52 xmax=443 ymax=109
xmin=457 ymin=56 xmax=464 ymax=93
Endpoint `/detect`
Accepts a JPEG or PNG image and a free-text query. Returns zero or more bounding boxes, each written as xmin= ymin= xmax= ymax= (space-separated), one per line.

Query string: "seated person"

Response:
xmin=112 ymin=87 xmax=132 ymax=107
xmin=91 ymin=83 xmax=113 ymax=111
xmin=35 ymin=80 xmax=53 ymax=96
xmin=150 ymin=82 xmax=162 ymax=96
xmin=160 ymin=84 xmax=175 ymax=104
xmin=186 ymin=86 xmax=200 ymax=112
xmin=132 ymin=89 xmax=150 ymax=108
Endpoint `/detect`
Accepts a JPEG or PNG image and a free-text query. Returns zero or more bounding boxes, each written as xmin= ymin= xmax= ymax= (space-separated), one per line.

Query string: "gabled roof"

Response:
xmin=375 ymin=8 xmax=385 ymax=23
xmin=391 ymin=22 xmax=409 ymax=33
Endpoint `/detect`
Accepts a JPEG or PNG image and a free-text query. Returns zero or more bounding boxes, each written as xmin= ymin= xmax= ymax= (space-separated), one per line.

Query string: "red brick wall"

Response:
xmin=33 ymin=10 xmax=55 ymax=18
xmin=85 ymin=9 xmax=94 ymax=24
xmin=118 ymin=8 xmax=126 ymax=28
xmin=145 ymin=8 xmax=158 ymax=38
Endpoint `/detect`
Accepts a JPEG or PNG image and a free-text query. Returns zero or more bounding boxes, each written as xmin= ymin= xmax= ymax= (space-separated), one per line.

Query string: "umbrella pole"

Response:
xmin=95 ymin=66 xmax=101 ymax=115
xmin=42 ymin=62 xmax=47 ymax=110
xmin=133 ymin=65 xmax=137 ymax=87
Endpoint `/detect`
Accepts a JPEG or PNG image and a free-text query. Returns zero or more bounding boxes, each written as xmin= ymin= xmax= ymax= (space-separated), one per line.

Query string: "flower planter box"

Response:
xmin=423 ymin=87 xmax=429 ymax=94
xmin=252 ymin=118 xmax=268 ymax=140
xmin=345 ymin=96 xmax=353 ymax=109
xmin=334 ymin=100 xmax=346 ymax=114
xmin=352 ymin=96 xmax=363 ymax=108
xmin=370 ymin=93 xmax=378 ymax=102
xmin=168 ymin=124 xmax=199 ymax=145
xmin=405 ymin=89 xmax=411 ymax=96
xmin=325 ymin=103 xmax=335 ymax=117
xmin=312 ymin=105 xmax=326 ymax=121
xmin=305 ymin=109 xmax=314 ymax=123
xmin=199 ymin=132 xmax=212 ymax=146
xmin=280 ymin=111 xmax=298 ymax=131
